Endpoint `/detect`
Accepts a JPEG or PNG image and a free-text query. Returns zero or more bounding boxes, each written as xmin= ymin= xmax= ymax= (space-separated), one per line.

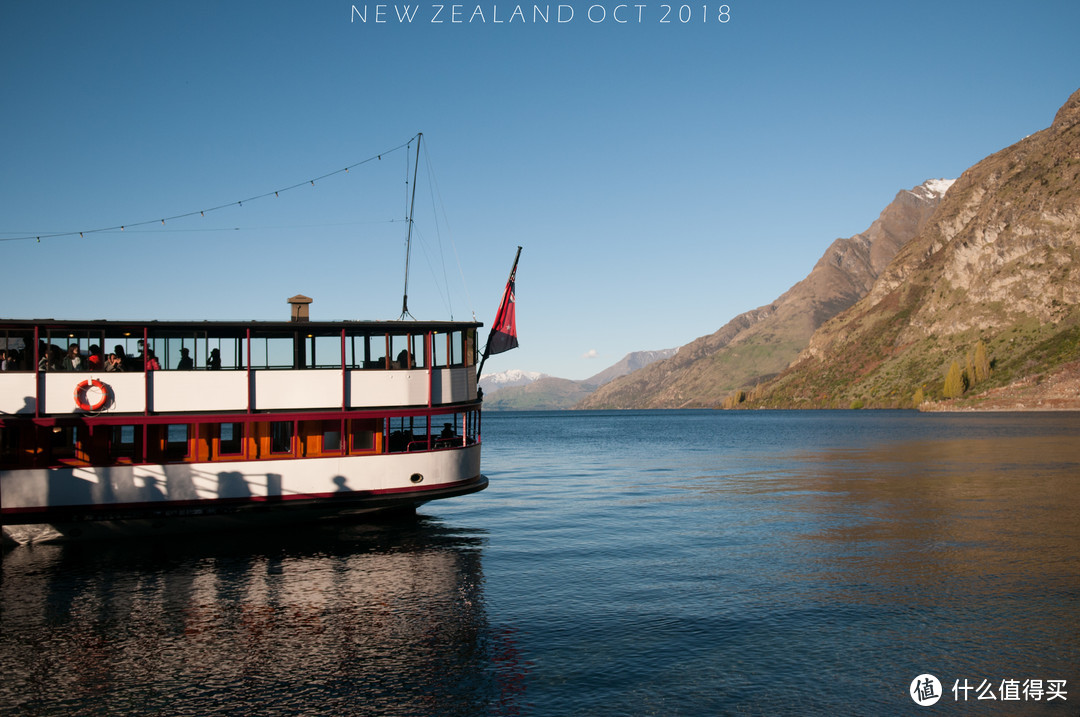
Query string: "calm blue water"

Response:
xmin=3 ymin=410 xmax=1079 ymax=715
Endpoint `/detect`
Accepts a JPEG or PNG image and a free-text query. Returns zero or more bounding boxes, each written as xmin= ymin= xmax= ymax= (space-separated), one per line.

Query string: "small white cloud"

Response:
xmin=582 ymin=349 xmax=599 ymax=359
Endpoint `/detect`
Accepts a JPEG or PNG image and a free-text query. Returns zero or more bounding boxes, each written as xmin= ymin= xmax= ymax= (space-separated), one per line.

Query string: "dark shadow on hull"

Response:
xmin=3 ymin=475 xmax=488 ymax=545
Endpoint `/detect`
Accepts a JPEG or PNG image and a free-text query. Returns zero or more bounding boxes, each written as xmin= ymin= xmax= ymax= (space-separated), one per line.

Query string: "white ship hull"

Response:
xmin=2 ymin=445 xmax=484 ymax=544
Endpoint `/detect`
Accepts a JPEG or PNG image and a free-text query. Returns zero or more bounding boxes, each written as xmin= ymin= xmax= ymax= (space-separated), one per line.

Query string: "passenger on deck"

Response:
xmin=177 ymin=347 xmax=194 ymax=370
xmin=36 ymin=344 xmax=64 ymax=371
xmin=115 ymin=346 xmax=135 ymax=371
xmin=105 ymin=353 xmax=124 ymax=372
xmin=208 ymin=348 xmax=222 ymax=370
xmin=145 ymin=350 xmax=161 ymax=371
xmin=440 ymin=423 xmax=455 ymax=439
xmin=63 ymin=344 xmax=83 ymax=371
xmin=86 ymin=345 xmax=103 ymax=371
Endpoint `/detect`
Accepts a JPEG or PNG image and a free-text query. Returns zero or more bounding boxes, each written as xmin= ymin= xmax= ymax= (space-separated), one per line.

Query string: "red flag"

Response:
xmin=480 ymin=247 xmax=522 ymax=377
xmin=487 ymin=274 xmax=518 ymax=355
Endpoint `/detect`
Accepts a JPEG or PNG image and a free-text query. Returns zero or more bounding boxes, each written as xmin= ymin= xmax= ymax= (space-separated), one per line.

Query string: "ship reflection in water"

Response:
xmin=0 ymin=519 xmax=527 ymax=716
xmin=4 ymin=411 xmax=1079 ymax=714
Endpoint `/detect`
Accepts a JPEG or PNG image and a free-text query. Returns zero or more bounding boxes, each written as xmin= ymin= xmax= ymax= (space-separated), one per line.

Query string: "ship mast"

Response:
xmin=400 ymin=133 xmax=422 ymax=319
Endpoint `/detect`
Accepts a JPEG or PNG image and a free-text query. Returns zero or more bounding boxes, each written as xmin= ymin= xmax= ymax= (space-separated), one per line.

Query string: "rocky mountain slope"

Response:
xmin=576 ymin=179 xmax=951 ymax=409
xmin=749 ymin=88 xmax=1080 ymax=409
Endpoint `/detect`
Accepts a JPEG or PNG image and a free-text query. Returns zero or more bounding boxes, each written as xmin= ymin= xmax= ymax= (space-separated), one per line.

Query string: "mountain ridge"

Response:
xmin=575 ymin=179 xmax=951 ymax=409
xmin=749 ymin=87 xmax=1080 ymax=409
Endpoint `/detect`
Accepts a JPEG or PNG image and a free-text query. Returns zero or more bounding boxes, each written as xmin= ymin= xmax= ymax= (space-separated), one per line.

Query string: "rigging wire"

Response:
xmin=422 ymin=138 xmax=476 ymax=322
xmin=3 ymin=219 xmax=404 ymax=237
xmin=1 ymin=134 xmax=419 ymax=244
xmin=423 ymin=143 xmax=454 ymax=319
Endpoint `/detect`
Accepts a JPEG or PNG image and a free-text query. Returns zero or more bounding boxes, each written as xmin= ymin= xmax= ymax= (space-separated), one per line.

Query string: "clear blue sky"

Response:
xmin=2 ymin=1 xmax=1078 ymax=379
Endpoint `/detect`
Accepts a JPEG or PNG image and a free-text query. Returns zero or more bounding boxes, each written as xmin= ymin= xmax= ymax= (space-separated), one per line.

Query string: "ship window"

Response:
xmin=388 ymin=415 xmax=428 ymax=452
xmin=111 ymin=425 xmax=140 ymax=462
xmin=312 ymin=334 xmax=342 ymax=369
xmin=200 ymin=335 xmax=244 ymax=370
xmin=354 ymin=333 xmax=389 ymax=369
xmin=346 ymin=333 xmax=374 ymax=369
xmin=432 ymin=414 xmax=461 ymax=448
xmin=432 ymin=332 xmax=449 ymax=368
xmin=349 ymin=419 xmax=377 ymax=453
xmin=368 ymin=334 xmax=383 ymax=368
xmin=219 ymin=422 xmax=244 ymax=455
xmin=50 ymin=424 xmax=78 ymax=460
xmin=0 ymin=426 xmax=20 ymax=468
xmin=149 ymin=424 xmax=190 ymax=461
xmin=270 ymin=421 xmax=293 ymax=454
xmin=322 ymin=422 xmax=342 ymax=452
xmin=168 ymin=424 xmax=190 ymax=459
xmin=390 ymin=334 xmax=414 ymax=369
xmin=450 ymin=330 xmax=464 ymax=367
xmin=145 ymin=332 xmax=204 ymax=372
xmin=104 ymin=334 xmax=143 ymax=371
xmin=0 ymin=333 xmax=33 ymax=371
xmin=46 ymin=331 xmax=104 ymax=371
xmin=465 ymin=328 xmax=476 ymax=366
xmin=410 ymin=334 xmax=426 ymax=369
xmin=251 ymin=334 xmax=294 ymax=369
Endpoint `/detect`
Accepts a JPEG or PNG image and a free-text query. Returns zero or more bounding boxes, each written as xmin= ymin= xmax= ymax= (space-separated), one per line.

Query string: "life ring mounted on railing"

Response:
xmin=74 ymin=378 xmax=110 ymax=412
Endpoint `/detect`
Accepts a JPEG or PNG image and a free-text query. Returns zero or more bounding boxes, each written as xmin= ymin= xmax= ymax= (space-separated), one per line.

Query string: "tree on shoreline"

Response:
xmin=944 ymin=360 xmax=966 ymax=398
xmin=973 ymin=340 xmax=991 ymax=383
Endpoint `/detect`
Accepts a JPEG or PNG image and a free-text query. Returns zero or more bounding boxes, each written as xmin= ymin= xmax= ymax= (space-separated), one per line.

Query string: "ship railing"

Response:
xmin=405 ymin=436 xmax=467 ymax=452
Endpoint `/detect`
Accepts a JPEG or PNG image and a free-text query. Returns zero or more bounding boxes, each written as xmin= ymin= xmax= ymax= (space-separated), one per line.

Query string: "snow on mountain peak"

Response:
xmin=911 ymin=178 xmax=956 ymax=200
xmin=481 ymin=369 xmax=544 ymax=393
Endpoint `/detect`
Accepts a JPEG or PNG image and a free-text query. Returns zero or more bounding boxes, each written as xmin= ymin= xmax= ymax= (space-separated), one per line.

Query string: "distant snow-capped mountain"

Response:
xmin=478 ymin=369 xmax=546 ymax=395
xmin=478 ymin=349 xmax=677 ymax=409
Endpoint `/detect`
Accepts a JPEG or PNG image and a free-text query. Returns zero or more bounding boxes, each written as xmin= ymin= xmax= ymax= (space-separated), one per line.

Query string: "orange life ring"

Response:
xmin=74 ymin=379 xmax=109 ymax=411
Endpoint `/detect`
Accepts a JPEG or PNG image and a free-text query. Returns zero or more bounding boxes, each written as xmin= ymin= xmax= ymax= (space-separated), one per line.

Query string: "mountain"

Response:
xmin=575 ymin=179 xmax=951 ymax=409
xmin=748 ymin=88 xmax=1080 ymax=409
xmin=483 ymin=376 xmax=595 ymax=410
xmin=478 ymin=369 xmax=546 ymax=396
xmin=582 ymin=348 xmax=678 ymax=386
xmin=481 ymin=349 xmax=676 ymax=410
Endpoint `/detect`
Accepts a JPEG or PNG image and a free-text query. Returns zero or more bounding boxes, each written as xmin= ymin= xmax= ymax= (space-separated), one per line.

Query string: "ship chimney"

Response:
xmin=288 ymin=294 xmax=313 ymax=322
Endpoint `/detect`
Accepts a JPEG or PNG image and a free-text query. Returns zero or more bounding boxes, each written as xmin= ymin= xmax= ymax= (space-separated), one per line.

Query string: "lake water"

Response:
xmin=2 ymin=410 xmax=1079 ymax=715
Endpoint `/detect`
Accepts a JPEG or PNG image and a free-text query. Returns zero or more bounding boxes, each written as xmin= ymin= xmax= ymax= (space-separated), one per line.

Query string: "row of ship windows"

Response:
xmin=0 ymin=328 xmax=478 ymax=373
xmin=0 ymin=413 xmax=478 ymax=470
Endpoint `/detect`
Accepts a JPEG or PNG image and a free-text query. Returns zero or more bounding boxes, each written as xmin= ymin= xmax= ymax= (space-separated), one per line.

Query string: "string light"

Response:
xmin=2 ymin=133 xmax=419 ymax=244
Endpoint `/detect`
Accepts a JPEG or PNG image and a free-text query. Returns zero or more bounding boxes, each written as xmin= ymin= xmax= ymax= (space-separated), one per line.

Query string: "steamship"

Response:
xmin=0 ymin=295 xmax=486 ymax=544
